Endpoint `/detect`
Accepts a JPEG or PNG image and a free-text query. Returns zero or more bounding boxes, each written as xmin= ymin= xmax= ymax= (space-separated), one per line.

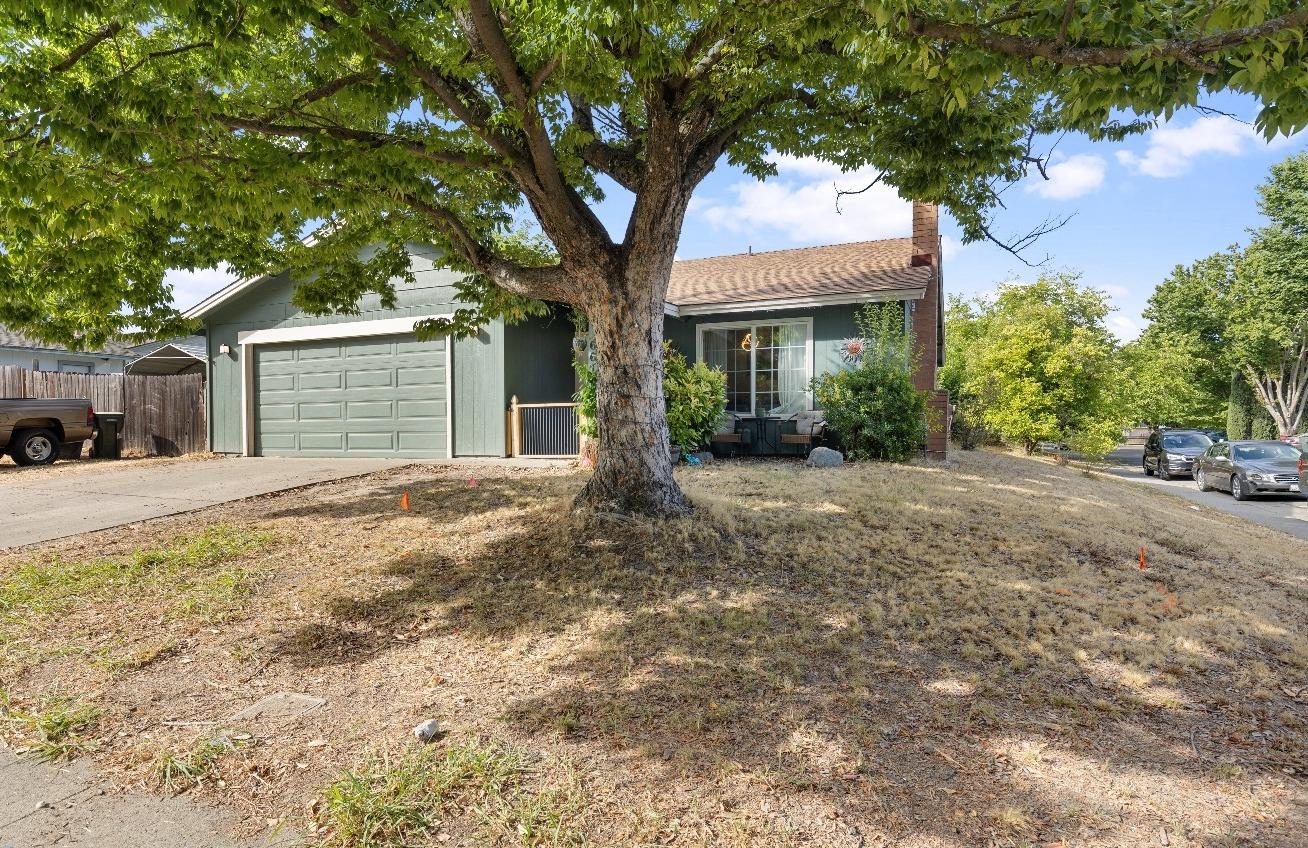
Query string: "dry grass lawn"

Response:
xmin=1 ymin=449 xmax=1305 ymax=847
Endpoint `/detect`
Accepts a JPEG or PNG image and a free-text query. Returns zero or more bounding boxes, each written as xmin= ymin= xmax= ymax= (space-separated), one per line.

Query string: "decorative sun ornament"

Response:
xmin=839 ymin=337 xmax=866 ymax=362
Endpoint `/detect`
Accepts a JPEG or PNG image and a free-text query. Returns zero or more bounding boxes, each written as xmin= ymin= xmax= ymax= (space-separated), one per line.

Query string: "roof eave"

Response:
xmin=667 ymin=286 xmax=926 ymax=317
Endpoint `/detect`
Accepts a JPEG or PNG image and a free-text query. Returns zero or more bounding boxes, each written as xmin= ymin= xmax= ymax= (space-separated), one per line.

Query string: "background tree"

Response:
xmin=1139 ymin=154 xmax=1308 ymax=438
xmin=945 ymin=274 xmax=1123 ymax=454
xmin=1117 ymin=333 xmax=1227 ymax=428
xmin=3 ymin=3 xmax=1308 ymax=514
xmin=1231 ymin=155 xmax=1308 ymax=437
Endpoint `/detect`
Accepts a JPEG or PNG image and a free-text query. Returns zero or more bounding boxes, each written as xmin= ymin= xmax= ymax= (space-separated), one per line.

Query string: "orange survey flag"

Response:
xmin=1138 ymin=546 xmax=1147 ymax=570
xmin=399 ymin=490 xmax=412 ymax=511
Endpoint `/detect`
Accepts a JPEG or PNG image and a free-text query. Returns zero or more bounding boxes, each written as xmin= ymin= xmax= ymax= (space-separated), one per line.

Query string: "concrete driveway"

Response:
xmin=1103 ymin=445 xmax=1308 ymax=541
xmin=0 ymin=456 xmax=410 ymax=550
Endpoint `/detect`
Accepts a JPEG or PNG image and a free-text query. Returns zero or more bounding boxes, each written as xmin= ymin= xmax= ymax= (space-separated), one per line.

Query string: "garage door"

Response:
xmin=254 ymin=334 xmax=448 ymax=458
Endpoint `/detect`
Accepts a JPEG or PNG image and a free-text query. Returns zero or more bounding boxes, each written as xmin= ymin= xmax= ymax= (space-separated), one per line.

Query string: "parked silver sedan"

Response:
xmin=1196 ymin=440 xmax=1305 ymax=501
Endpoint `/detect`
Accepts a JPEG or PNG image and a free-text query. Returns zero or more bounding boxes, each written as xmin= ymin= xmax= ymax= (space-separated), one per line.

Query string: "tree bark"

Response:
xmin=575 ymin=257 xmax=690 ymax=517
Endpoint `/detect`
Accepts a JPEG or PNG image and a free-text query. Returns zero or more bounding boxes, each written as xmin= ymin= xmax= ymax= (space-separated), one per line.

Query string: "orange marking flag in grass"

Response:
xmin=399 ymin=490 xmax=411 ymax=511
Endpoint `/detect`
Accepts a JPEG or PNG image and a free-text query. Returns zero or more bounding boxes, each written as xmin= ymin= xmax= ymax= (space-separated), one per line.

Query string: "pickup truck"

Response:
xmin=0 ymin=398 xmax=96 ymax=466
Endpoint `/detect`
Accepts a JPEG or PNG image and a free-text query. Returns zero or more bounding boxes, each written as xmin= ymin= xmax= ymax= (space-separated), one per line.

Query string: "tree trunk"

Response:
xmin=574 ymin=259 xmax=690 ymax=517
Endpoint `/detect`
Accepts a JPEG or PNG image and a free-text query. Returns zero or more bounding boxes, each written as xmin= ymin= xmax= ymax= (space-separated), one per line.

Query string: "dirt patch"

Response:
xmin=1 ymin=451 xmax=1304 ymax=847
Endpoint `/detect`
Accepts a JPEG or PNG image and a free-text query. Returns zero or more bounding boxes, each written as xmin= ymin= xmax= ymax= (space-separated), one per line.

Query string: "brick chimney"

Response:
xmin=910 ymin=201 xmax=938 ymax=267
xmin=908 ymin=201 xmax=948 ymax=458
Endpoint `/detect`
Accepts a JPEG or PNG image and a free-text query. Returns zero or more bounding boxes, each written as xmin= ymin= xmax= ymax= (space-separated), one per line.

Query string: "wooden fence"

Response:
xmin=0 ymin=366 xmax=206 ymax=456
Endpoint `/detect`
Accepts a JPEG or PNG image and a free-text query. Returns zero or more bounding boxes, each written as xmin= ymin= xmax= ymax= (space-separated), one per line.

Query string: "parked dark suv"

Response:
xmin=1143 ymin=429 xmax=1212 ymax=480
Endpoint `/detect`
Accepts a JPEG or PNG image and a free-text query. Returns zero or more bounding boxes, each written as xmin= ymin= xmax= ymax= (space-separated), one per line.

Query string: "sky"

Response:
xmin=165 ymin=93 xmax=1306 ymax=343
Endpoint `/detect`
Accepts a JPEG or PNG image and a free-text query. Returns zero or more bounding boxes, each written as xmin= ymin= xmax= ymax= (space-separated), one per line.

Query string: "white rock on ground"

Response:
xmin=805 ymin=446 xmax=844 ymax=467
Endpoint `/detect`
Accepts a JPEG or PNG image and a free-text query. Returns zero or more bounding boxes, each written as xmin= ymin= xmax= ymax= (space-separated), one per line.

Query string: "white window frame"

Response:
xmin=57 ymin=360 xmax=94 ymax=374
xmin=695 ymin=317 xmax=814 ymax=416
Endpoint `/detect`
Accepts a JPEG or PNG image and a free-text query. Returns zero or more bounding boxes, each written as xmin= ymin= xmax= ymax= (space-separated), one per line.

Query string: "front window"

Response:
xmin=1232 ymin=442 xmax=1301 ymax=462
xmin=699 ymin=320 xmax=811 ymax=415
xmin=1162 ymin=433 xmax=1211 ymax=451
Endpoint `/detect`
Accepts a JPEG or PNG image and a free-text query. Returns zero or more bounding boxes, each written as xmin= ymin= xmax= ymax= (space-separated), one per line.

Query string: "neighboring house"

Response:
xmin=184 ymin=202 xmax=945 ymax=459
xmin=0 ymin=324 xmax=135 ymax=374
xmin=127 ymin=336 xmax=207 ymax=376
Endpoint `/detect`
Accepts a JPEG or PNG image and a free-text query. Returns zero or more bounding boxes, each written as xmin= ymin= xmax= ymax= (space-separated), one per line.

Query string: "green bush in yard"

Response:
xmin=575 ymin=342 xmax=725 ymax=457
xmin=812 ymin=304 xmax=927 ymax=462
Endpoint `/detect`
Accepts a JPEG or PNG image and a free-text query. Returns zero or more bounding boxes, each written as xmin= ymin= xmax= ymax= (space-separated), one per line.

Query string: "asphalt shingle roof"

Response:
xmin=0 ymin=324 xmax=135 ymax=357
xmin=667 ymin=237 xmax=930 ymax=307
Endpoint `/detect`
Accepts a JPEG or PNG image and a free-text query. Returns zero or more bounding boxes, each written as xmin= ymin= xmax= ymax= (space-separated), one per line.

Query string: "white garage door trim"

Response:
xmin=238 ymin=315 xmax=453 ymax=458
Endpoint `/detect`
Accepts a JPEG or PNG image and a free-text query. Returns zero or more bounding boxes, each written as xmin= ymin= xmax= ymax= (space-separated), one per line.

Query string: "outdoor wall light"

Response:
xmin=218 ymin=343 xmax=231 ymax=355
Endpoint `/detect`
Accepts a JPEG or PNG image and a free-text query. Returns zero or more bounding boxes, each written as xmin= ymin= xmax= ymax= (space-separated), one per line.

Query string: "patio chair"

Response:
xmin=780 ymin=410 xmax=826 ymax=453
xmin=709 ymin=414 xmax=752 ymax=457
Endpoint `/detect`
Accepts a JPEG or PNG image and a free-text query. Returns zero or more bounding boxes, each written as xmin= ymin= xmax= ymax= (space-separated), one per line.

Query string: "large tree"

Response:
xmin=1234 ymin=154 xmax=1308 ymax=437
xmin=3 ymin=3 xmax=1308 ymax=514
xmin=1142 ymin=154 xmax=1308 ymax=438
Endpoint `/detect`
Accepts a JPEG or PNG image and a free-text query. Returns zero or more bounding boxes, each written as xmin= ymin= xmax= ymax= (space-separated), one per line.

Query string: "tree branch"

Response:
xmin=401 ymin=194 xmax=578 ymax=305
xmin=904 ymin=7 xmax=1308 ymax=68
xmin=568 ymin=95 xmax=643 ymax=191
xmin=216 ymin=114 xmax=499 ymax=169
xmin=978 ymin=214 xmax=1073 ymax=267
xmin=51 ymin=22 xmax=124 ymax=73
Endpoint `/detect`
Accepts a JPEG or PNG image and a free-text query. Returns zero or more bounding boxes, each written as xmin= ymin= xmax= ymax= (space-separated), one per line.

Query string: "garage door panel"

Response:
xmin=396 ymin=338 xmax=440 ymax=354
xmin=299 ymin=371 xmax=343 ymax=390
xmin=345 ymin=341 xmax=395 ymax=358
xmin=296 ymin=342 xmax=344 ymax=360
xmin=397 ymin=399 xmax=444 ymax=419
xmin=298 ymin=402 xmax=343 ymax=420
xmin=259 ymin=403 xmax=297 ymax=421
xmin=397 ymin=366 xmax=444 ymax=387
xmin=260 ymin=433 xmax=298 ymax=450
xmin=300 ymin=432 xmax=345 ymax=451
xmin=347 ymin=400 xmax=394 ymax=419
xmin=398 ymin=431 xmax=442 ymax=451
xmin=347 ymin=432 xmax=395 ymax=451
xmin=346 ymin=369 xmax=395 ymax=389
xmin=254 ymin=333 xmax=447 ymax=458
xmin=259 ymin=374 xmax=297 ymax=392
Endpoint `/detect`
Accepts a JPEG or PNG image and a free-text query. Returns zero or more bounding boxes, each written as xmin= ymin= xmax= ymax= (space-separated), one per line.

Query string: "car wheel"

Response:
xmin=11 ymin=427 xmax=60 ymax=466
xmin=1231 ymin=475 xmax=1251 ymax=501
xmin=1197 ymin=468 xmax=1212 ymax=492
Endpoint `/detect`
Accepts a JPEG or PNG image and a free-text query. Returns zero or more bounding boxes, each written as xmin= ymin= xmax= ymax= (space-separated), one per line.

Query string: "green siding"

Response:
xmin=666 ymin=303 xmax=869 ymax=384
xmin=204 ymin=245 xmax=503 ymax=456
xmin=503 ymin=308 xmax=576 ymax=405
xmin=453 ymin=321 xmax=505 ymax=456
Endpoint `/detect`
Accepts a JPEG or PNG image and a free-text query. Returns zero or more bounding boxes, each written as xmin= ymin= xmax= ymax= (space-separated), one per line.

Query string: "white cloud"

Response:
xmin=1025 ymin=154 xmax=1106 ymax=200
xmin=695 ymin=156 xmax=911 ymax=244
xmin=1116 ymin=115 xmax=1292 ymax=178
xmin=940 ymin=235 xmax=963 ymax=261
xmin=165 ymin=264 xmax=237 ymax=312
xmin=1108 ymin=314 xmax=1143 ymax=343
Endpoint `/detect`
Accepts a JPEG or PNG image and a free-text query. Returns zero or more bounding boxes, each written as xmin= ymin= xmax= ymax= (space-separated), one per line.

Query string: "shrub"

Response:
xmin=811 ymin=303 xmax=928 ymax=461
xmin=575 ymin=342 xmax=726 ymax=456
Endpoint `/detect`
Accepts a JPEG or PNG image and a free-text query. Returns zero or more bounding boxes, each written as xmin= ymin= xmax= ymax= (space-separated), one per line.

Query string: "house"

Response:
xmin=185 ymin=202 xmax=945 ymax=459
xmin=127 ymin=336 xmax=207 ymax=376
xmin=0 ymin=325 xmax=135 ymax=374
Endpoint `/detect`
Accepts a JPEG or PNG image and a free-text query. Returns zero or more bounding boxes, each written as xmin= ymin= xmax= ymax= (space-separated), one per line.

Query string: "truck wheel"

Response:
xmin=11 ymin=428 xmax=60 ymax=466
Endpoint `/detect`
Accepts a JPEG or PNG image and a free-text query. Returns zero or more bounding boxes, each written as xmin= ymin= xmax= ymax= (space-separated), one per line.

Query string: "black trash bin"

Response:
xmin=93 ymin=412 xmax=125 ymax=459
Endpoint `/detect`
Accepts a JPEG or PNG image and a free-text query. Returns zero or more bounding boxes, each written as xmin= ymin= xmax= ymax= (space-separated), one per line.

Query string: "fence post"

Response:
xmin=509 ymin=395 xmax=521 ymax=458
